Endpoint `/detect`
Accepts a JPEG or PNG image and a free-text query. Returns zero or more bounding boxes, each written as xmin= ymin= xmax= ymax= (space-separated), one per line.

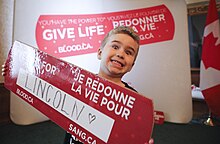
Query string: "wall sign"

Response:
xmin=36 ymin=5 xmax=174 ymax=58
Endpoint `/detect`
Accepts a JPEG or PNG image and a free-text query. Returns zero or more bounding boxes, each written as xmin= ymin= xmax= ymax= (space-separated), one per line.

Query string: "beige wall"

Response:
xmin=0 ymin=0 xmax=14 ymax=83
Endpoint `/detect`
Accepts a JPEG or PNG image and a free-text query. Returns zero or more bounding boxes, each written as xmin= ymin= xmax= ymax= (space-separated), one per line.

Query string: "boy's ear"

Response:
xmin=97 ymin=48 xmax=102 ymax=60
xmin=132 ymin=62 xmax=135 ymax=66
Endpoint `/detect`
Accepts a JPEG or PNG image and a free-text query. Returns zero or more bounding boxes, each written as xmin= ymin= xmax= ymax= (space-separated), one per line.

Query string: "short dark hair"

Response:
xmin=100 ymin=26 xmax=140 ymax=49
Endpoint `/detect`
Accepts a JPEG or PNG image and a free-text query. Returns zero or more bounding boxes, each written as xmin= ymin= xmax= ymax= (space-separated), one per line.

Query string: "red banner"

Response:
xmin=36 ymin=5 xmax=174 ymax=58
xmin=4 ymin=41 xmax=154 ymax=144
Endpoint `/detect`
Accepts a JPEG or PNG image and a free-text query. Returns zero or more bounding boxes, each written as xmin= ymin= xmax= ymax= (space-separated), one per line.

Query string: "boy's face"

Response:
xmin=97 ymin=33 xmax=139 ymax=78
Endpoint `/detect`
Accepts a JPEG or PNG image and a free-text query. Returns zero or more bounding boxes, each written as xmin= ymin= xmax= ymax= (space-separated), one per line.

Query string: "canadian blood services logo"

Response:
xmin=35 ymin=5 xmax=175 ymax=58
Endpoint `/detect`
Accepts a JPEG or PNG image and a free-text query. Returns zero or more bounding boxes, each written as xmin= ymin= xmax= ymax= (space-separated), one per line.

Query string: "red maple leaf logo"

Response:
xmin=202 ymin=33 xmax=220 ymax=71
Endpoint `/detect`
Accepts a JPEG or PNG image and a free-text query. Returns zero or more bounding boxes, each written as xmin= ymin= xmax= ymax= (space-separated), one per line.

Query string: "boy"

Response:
xmin=97 ymin=25 xmax=139 ymax=90
xmin=64 ymin=26 xmax=153 ymax=143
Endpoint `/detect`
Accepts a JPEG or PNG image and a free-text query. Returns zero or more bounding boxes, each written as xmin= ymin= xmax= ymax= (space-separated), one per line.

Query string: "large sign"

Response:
xmin=4 ymin=41 xmax=154 ymax=144
xmin=36 ymin=5 xmax=174 ymax=58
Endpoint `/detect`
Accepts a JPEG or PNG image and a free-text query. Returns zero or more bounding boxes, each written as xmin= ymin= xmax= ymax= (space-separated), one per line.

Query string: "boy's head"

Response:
xmin=97 ymin=26 xmax=140 ymax=79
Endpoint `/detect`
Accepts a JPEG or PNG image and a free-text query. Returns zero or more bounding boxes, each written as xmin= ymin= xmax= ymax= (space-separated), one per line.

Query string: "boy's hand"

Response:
xmin=2 ymin=63 xmax=7 ymax=76
xmin=149 ymin=138 xmax=154 ymax=144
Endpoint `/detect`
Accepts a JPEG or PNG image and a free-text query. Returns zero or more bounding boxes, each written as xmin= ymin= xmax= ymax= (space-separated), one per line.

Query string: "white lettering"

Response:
xmin=43 ymin=28 xmax=75 ymax=40
xmin=58 ymin=43 xmax=93 ymax=53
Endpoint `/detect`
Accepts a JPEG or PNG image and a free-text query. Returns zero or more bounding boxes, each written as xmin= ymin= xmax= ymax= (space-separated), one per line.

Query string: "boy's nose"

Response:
xmin=116 ymin=52 xmax=124 ymax=59
xmin=116 ymin=49 xmax=125 ymax=58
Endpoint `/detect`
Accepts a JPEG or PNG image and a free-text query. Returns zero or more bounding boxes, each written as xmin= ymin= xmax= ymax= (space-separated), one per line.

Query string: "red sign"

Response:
xmin=154 ymin=111 xmax=164 ymax=125
xmin=36 ymin=5 xmax=174 ymax=58
xmin=4 ymin=41 xmax=154 ymax=144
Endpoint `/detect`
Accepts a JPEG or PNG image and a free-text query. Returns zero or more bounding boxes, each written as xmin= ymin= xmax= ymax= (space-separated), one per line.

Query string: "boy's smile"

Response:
xmin=111 ymin=58 xmax=124 ymax=68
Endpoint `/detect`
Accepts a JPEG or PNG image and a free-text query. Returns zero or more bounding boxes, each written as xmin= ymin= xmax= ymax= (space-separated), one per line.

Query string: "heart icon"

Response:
xmin=88 ymin=113 xmax=96 ymax=124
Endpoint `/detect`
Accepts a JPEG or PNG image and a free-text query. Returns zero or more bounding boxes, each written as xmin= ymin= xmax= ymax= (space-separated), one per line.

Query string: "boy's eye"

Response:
xmin=125 ymin=50 xmax=134 ymax=56
xmin=112 ymin=44 xmax=119 ymax=49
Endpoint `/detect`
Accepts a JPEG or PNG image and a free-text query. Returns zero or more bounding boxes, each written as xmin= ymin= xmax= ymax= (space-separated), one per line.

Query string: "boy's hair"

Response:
xmin=100 ymin=26 xmax=140 ymax=49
